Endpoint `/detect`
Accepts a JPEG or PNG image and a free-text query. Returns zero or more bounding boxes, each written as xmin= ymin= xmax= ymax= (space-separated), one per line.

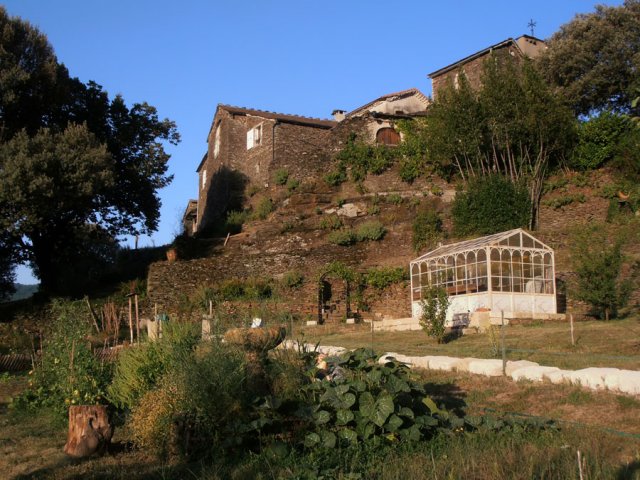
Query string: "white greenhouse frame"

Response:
xmin=410 ymin=229 xmax=557 ymax=325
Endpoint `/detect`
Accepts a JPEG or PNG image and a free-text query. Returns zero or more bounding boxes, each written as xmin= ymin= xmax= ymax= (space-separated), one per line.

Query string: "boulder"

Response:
xmin=505 ymin=360 xmax=540 ymax=376
xmin=467 ymin=359 xmax=504 ymax=376
xmin=511 ymin=366 xmax=560 ymax=382
xmin=426 ymin=356 xmax=462 ymax=372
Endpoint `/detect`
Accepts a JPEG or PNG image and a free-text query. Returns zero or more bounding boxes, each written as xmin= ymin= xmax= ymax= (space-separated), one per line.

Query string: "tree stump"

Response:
xmin=64 ymin=405 xmax=113 ymax=458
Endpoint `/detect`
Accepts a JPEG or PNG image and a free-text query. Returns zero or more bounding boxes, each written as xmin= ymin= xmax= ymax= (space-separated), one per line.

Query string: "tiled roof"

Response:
xmin=427 ymin=35 xmax=545 ymax=78
xmin=346 ymin=88 xmax=430 ymax=118
xmin=218 ymin=104 xmax=336 ymax=128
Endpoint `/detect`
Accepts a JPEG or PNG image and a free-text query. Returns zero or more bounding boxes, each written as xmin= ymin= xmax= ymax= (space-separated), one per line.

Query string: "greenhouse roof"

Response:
xmin=411 ymin=229 xmax=552 ymax=263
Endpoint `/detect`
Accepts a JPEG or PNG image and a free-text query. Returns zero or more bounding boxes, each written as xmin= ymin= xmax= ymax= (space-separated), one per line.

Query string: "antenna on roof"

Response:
xmin=528 ymin=19 xmax=537 ymax=37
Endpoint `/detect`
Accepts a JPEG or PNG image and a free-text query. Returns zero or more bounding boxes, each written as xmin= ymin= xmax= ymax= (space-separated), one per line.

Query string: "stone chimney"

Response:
xmin=332 ymin=109 xmax=346 ymax=122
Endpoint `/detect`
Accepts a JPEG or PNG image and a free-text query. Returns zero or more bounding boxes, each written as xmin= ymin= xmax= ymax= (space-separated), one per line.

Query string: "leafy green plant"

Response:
xmin=365 ymin=267 xmax=407 ymax=290
xmin=281 ymin=270 xmax=304 ymax=289
xmin=542 ymin=193 xmax=586 ymax=210
xmin=419 ymin=286 xmax=450 ymax=344
xmin=252 ymin=198 xmax=274 ymax=220
xmin=355 ymin=221 xmax=386 ymax=241
xmin=328 ymin=229 xmax=356 ymax=246
xmin=225 ymin=210 xmax=247 ymax=234
xmin=319 ymin=215 xmax=343 ymax=230
xmin=570 ymin=224 xmax=633 ymax=320
xmin=13 ymin=300 xmax=113 ymax=417
xmin=286 ymin=178 xmax=300 ymax=192
xmin=274 ymin=168 xmax=289 ymax=186
xmin=334 ymin=135 xmax=397 ymax=183
xmin=386 ymin=193 xmax=403 ymax=205
xmin=323 ymin=167 xmax=347 ymax=187
xmin=452 ymin=175 xmax=530 ymax=236
xmin=412 ymin=208 xmax=443 ymax=253
xmin=570 ymin=111 xmax=631 ymax=170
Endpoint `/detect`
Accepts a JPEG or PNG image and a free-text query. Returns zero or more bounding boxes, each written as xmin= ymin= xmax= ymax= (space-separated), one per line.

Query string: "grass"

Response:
xmin=300 ymin=316 xmax=640 ymax=370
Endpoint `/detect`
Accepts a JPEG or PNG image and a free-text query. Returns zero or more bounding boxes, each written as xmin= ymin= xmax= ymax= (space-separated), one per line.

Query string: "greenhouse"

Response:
xmin=410 ymin=229 xmax=557 ymax=325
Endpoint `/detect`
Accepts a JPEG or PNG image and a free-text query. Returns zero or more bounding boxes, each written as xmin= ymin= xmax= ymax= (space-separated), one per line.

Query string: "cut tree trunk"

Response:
xmin=64 ymin=405 xmax=113 ymax=458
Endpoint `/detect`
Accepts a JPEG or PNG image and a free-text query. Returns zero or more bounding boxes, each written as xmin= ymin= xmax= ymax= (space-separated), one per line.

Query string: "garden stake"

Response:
xmin=570 ymin=313 xmax=575 ymax=346
xmin=134 ymin=294 xmax=139 ymax=344
xmin=577 ymin=450 xmax=584 ymax=480
xmin=128 ymin=297 xmax=133 ymax=344
xmin=501 ymin=310 xmax=506 ymax=376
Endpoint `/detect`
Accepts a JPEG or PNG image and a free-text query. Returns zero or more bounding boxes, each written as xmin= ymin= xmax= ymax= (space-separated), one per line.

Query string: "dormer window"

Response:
xmin=247 ymin=124 xmax=262 ymax=150
xmin=376 ymin=127 xmax=401 ymax=146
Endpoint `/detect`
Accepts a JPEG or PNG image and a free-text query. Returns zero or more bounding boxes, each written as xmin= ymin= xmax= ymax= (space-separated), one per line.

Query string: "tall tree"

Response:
xmin=537 ymin=0 xmax=640 ymax=116
xmin=405 ymin=57 xmax=575 ymax=229
xmin=0 ymin=8 xmax=179 ymax=294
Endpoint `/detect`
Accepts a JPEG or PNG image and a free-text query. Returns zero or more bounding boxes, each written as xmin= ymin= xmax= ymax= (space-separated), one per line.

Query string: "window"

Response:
xmin=213 ymin=126 xmax=220 ymax=158
xmin=376 ymin=127 xmax=400 ymax=146
xmin=247 ymin=124 xmax=262 ymax=150
xmin=201 ymin=169 xmax=207 ymax=189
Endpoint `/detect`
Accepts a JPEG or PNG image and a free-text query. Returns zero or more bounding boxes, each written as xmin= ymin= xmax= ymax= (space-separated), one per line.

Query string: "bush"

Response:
xmin=365 ymin=267 xmax=407 ymax=290
xmin=419 ymin=286 xmax=450 ymax=344
xmin=225 ymin=210 xmax=247 ymax=234
xmin=128 ymin=342 xmax=249 ymax=457
xmin=452 ymin=175 xmax=530 ymax=236
xmin=412 ymin=208 xmax=443 ymax=253
xmin=286 ymin=178 xmax=300 ymax=192
xmin=107 ymin=322 xmax=200 ymax=409
xmin=273 ymin=169 xmax=289 ymax=186
xmin=281 ymin=270 xmax=304 ymax=289
xmin=319 ymin=215 xmax=343 ymax=230
xmin=328 ymin=229 xmax=356 ymax=246
xmin=570 ymin=111 xmax=631 ymax=170
xmin=14 ymin=300 xmax=113 ymax=417
xmin=355 ymin=221 xmax=386 ymax=241
xmin=570 ymin=224 xmax=633 ymax=320
xmin=324 ymin=167 xmax=347 ymax=187
xmin=386 ymin=193 xmax=403 ymax=205
xmin=252 ymin=198 xmax=274 ymax=220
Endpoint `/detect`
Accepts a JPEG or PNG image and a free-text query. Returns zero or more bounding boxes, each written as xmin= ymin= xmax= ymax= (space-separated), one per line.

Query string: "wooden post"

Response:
xmin=224 ymin=232 xmax=231 ymax=246
xmin=570 ymin=313 xmax=575 ymax=346
xmin=209 ymin=300 xmax=213 ymax=317
xmin=128 ymin=297 xmax=133 ymax=345
xmin=501 ymin=310 xmax=506 ymax=376
xmin=134 ymin=294 xmax=140 ymax=344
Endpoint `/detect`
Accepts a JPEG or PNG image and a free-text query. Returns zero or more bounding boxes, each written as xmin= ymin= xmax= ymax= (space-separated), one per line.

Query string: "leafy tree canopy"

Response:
xmin=404 ymin=56 xmax=575 ymax=229
xmin=537 ymin=0 xmax=640 ymax=116
xmin=0 ymin=7 xmax=179 ymax=295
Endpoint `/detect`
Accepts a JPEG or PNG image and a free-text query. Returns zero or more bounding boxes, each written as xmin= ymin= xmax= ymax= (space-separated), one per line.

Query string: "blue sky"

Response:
xmin=3 ymin=0 xmax=622 ymax=284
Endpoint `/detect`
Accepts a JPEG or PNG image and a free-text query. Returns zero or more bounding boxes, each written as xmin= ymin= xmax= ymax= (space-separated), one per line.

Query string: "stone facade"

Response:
xmin=429 ymin=35 xmax=546 ymax=98
xmin=195 ymin=106 xmax=335 ymax=233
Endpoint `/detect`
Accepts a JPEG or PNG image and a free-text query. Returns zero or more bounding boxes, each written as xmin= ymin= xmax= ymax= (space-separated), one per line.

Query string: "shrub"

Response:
xmin=274 ymin=169 xmax=289 ymax=186
xmin=419 ymin=286 xmax=450 ymax=344
xmin=286 ymin=178 xmax=300 ymax=192
xmin=14 ymin=300 xmax=113 ymax=416
xmin=412 ymin=208 xmax=443 ymax=253
xmin=570 ymin=111 xmax=631 ymax=170
xmin=252 ymin=198 xmax=274 ymax=220
xmin=386 ymin=193 xmax=403 ymax=205
xmin=570 ymin=224 xmax=633 ymax=320
xmin=319 ymin=215 xmax=343 ymax=230
xmin=365 ymin=267 xmax=407 ymax=290
xmin=225 ymin=210 xmax=247 ymax=234
xmin=128 ymin=342 xmax=249 ymax=457
xmin=281 ymin=270 xmax=304 ymax=289
xmin=107 ymin=322 xmax=200 ymax=409
xmin=452 ymin=175 xmax=530 ymax=236
xmin=328 ymin=229 xmax=356 ymax=246
xmin=218 ymin=278 xmax=246 ymax=300
xmin=324 ymin=167 xmax=347 ymax=187
xmin=355 ymin=220 xmax=386 ymax=241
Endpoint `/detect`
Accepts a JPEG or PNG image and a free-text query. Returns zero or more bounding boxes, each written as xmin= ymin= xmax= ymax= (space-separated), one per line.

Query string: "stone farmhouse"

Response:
xmin=428 ymin=34 xmax=546 ymax=97
xmin=186 ymin=88 xmax=430 ymax=234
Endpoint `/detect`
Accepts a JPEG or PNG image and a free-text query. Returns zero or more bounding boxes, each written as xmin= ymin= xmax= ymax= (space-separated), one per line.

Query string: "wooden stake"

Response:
xmin=577 ymin=450 xmax=584 ymax=480
xmin=501 ymin=310 xmax=506 ymax=376
xmin=570 ymin=313 xmax=575 ymax=346
xmin=224 ymin=232 xmax=231 ymax=246
xmin=135 ymin=294 xmax=140 ymax=344
xmin=209 ymin=300 xmax=213 ymax=317
xmin=128 ymin=297 xmax=133 ymax=345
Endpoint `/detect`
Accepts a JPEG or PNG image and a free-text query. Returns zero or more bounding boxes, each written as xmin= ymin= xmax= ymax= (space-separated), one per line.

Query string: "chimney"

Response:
xmin=332 ymin=109 xmax=346 ymax=122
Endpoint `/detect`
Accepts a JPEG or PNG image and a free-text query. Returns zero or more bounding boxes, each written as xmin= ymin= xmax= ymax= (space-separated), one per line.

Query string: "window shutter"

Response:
xmin=246 ymin=129 xmax=254 ymax=149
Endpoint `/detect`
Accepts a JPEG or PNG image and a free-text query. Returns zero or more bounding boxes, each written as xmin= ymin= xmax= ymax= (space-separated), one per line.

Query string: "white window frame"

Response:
xmin=201 ymin=169 xmax=207 ymax=189
xmin=213 ymin=126 xmax=220 ymax=158
xmin=247 ymin=124 xmax=263 ymax=150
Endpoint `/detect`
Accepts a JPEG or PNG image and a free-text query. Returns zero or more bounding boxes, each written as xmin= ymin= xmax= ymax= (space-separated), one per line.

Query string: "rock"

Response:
xmin=467 ymin=359 xmax=504 ymax=376
xmin=546 ymin=370 xmax=573 ymax=384
xmin=566 ymin=368 xmax=621 ymax=390
xmin=455 ymin=357 xmax=482 ymax=373
xmin=511 ymin=366 xmax=560 ymax=382
xmin=505 ymin=360 xmax=540 ymax=376
xmin=336 ymin=203 xmax=365 ymax=217
xmin=426 ymin=356 xmax=462 ymax=372
xmin=605 ymin=370 xmax=640 ymax=395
